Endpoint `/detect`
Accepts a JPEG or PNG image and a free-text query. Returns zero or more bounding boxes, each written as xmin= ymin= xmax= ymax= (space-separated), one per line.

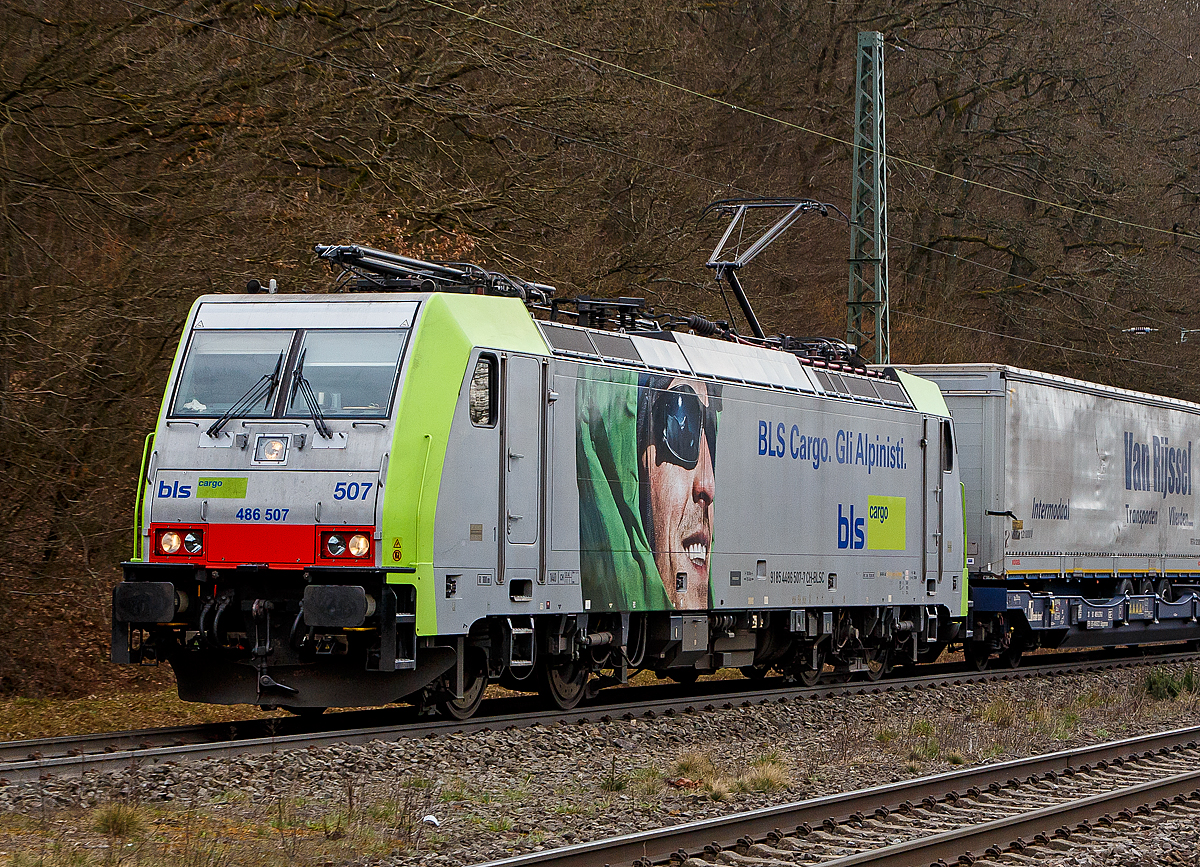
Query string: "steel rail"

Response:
xmin=816 ymin=769 xmax=1200 ymax=867
xmin=1 ymin=649 xmax=1193 ymax=784
xmin=470 ymin=725 xmax=1200 ymax=867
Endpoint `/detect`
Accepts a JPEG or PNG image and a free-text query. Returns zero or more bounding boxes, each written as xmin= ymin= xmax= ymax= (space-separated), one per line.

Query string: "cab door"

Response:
xmin=922 ymin=416 xmax=944 ymax=594
xmin=501 ymin=355 xmax=544 ymax=591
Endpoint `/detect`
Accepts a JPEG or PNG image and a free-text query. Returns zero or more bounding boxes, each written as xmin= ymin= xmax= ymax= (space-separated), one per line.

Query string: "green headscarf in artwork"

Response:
xmin=576 ymin=366 xmax=671 ymax=612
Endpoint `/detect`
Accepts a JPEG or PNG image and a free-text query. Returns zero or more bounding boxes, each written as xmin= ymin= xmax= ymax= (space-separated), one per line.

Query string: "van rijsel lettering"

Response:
xmin=1124 ymin=431 xmax=1192 ymax=498
xmin=757 ymin=421 xmax=906 ymax=474
xmin=1170 ymin=507 xmax=1194 ymax=528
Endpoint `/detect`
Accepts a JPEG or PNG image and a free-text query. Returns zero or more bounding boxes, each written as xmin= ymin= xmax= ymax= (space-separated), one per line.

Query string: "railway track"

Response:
xmin=476 ymin=725 xmax=1200 ymax=867
xmin=1 ymin=647 xmax=1194 ymax=785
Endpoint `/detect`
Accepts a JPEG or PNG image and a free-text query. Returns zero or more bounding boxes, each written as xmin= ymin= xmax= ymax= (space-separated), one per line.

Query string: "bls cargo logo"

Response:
xmin=837 ymin=496 xmax=906 ymax=550
xmin=157 ymin=480 xmax=192 ymax=499
xmin=157 ymin=477 xmax=248 ymax=499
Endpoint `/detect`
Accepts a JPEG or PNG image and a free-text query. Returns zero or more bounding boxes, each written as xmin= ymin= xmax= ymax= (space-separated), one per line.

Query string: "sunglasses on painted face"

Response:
xmin=652 ymin=385 xmax=717 ymax=470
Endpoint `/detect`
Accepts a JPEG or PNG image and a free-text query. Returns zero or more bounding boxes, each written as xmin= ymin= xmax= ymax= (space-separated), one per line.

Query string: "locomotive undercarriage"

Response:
xmin=426 ymin=604 xmax=952 ymax=717
xmin=114 ymin=564 xmax=951 ymax=717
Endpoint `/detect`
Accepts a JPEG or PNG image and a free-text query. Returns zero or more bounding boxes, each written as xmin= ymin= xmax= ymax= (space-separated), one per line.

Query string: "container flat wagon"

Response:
xmin=904 ymin=364 xmax=1200 ymax=664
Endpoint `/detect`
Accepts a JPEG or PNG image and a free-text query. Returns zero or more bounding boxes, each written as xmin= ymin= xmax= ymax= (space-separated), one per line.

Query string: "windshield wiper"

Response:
xmin=206 ymin=351 xmax=285 ymax=438
xmin=290 ymin=349 xmax=333 ymax=439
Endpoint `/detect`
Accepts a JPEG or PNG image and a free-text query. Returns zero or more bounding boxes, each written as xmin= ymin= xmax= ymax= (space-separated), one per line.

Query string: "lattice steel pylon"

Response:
xmin=847 ymin=31 xmax=890 ymax=364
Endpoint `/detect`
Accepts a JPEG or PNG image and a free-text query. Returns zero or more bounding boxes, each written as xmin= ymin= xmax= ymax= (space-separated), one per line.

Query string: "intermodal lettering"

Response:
xmin=1030 ymin=497 xmax=1070 ymax=520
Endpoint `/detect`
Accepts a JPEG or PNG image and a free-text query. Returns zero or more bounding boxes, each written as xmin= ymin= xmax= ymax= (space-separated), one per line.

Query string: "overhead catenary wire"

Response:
xmin=886 ymin=235 xmax=1193 ymax=335
xmin=115 ymin=1 xmax=1189 ymax=251
xmin=748 ymin=256 xmax=1185 ymax=372
xmin=116 ymin=0 xmax=1195 ymax=253
xmin=894 ymin=310 xmax=1182 ymax=371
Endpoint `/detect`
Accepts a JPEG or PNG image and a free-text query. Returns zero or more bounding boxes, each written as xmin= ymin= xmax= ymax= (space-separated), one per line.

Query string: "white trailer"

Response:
xmin=901 ymin=364 xmax=1200 ymax=661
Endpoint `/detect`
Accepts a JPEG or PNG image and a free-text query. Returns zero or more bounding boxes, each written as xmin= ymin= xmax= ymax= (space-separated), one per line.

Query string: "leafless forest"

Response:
xmin=4 ymin=0 xmax=1200 ymax=695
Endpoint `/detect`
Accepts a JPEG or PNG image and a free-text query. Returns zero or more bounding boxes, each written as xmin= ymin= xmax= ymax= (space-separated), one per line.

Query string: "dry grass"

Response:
xmin=94 ymin=802 xmax=146 ymax=839
xmin=873 ymin=664 xmax=1200 ymax=771
xmin=664 ymin=749 xmax=792 ymax=800
xmin=735 ymin=760 xmax=792 ymax=794
xmin=0 ymin=774 xmax=441 ymax=866
xmin=670 ymin=750 xmax=717 ymax=781
xmin=977 ymin=698 xmax=1017 ymax=727
xmin=0 ymin=690 xmax=288 ymax=741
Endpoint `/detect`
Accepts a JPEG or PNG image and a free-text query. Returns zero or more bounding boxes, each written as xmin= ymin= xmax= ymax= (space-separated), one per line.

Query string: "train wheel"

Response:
xmin=964 ymin=643 xmax=990 ymax=672
xmin=669 ymin=669 xmax=700 ymax=685
xmin=538 ymin=658 xmax=588 ymax=711
xmin=1155 ymin=579 xmax=1174 ymax=602
xmin=796 ymin=647 xmax=826 ymax=686
xmin=999 ymin=646 xmax=1022 ymax=669
xmin=863 ymin=647 xmax=891 ymax=682
xmin=740 ymin=665 xmax=771 ymax=682
xmin=1114 ymin=578 xmax=1134 ymax=598
xmin=1138 ymin=578 xmax=1155 ymax=596
xmin=437 ymin=651 xmax=488 ymax=721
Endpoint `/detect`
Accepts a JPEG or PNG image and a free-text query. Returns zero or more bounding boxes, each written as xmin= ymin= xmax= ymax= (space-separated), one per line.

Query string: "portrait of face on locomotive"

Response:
xmin=577 ymin=367 xmax=722 ymax=612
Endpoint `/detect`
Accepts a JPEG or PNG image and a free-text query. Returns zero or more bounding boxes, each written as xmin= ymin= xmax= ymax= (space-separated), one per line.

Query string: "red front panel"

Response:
xmin=205 ymin=523 xmax=318 ymax=567
xmin=148 ymin=522 xmax=375 ymax=569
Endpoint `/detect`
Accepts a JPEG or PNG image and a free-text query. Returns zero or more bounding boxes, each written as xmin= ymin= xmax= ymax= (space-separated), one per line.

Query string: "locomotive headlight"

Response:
xmin=160 ymin=531 xmax=182 ymax=554
xmin=348 ymin=534 xmax=370 ymax=558
xmin=254 ymin=436 xmax=288 ymax=462
xmin=182 ymin=531 xmax=203 ymax=555
xmin=325 ymin=534 xmax=347 ymax=557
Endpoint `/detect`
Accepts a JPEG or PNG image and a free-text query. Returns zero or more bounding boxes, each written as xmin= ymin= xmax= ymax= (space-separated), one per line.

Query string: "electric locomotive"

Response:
xmin=112 ymin=242 xmax=966 ymax=716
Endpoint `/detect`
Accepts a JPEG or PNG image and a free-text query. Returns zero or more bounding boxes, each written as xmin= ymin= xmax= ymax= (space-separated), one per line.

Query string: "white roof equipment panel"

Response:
xmin=629 ymin=335 xmax=692 ymax=373
xmin=673 ymin=332 xmax=814 ymax=391
xmin=194 ymin=299 xmax=418 ymax=330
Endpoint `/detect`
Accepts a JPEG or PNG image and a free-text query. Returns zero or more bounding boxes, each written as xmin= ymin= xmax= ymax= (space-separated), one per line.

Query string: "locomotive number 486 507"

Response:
xmin=235 ymin=508 xmax=289 ymax=521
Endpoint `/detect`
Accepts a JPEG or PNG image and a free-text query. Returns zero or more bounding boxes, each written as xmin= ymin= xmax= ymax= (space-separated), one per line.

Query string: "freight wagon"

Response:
xmin=905 ymin=364 xmax=1200 ymax=667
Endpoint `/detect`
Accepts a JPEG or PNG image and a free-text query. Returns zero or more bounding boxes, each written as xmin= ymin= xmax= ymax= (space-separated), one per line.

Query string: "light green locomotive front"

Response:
xmin=112 ymin=282 xmax=561 ymax=713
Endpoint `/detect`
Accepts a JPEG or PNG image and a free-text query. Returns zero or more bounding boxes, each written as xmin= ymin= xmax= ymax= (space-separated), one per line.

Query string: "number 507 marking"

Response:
xmin=333 ymin=482 xmax=374 ymax=501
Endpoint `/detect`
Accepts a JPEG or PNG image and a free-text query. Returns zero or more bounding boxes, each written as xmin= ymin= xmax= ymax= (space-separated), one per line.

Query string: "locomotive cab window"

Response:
xmin=171 ymin=330 xmax=294 ymax=417
xmin=941 ymin=419 xmax=954 ymax=473
xmin=285 ymin=329 xmax=407 ymax=419
xmin=469 ymin=355 xmax=497 ymax=426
